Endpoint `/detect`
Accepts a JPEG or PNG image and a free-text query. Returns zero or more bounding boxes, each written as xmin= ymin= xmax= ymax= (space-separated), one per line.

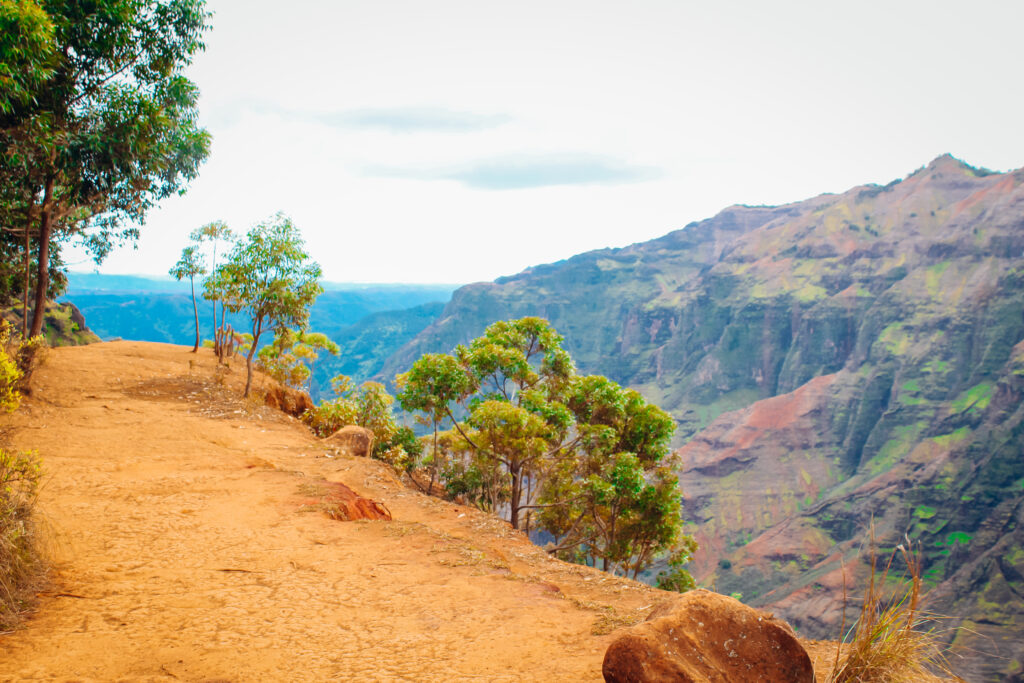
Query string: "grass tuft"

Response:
xmin=0 ymin=446 xmax=45 ymax=629
xmin=827 ymin=534 xmax=960 ymax=682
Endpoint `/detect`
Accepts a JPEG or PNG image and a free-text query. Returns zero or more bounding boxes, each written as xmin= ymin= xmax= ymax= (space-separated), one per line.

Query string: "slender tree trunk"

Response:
xmin=525 ymin=475 xmax=533 ymax=534
xmin=243 ymin=318 xmax=262 ymax=397
xmin=218 ymin=304 xmax=227 ymax=361
xmin=510 ymin=464 xmax=522 ymax=529
xmin=29 ymin=176 xmax=55 ymax=339
xmin=21 ymin=223 xmax=30 ymax=338
xmin=189 ymin=276 xmax=199 ymax=352
xmin=430 ymin=419 xmax=439 ymax=493
xmin=210 ymin=241 xmax=218 ymax=355
xmin=244 ymin=336 xmax=258 ymax=397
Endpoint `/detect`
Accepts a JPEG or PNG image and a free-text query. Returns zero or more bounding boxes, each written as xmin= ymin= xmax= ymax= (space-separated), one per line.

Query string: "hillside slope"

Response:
xmin=380 ymin=155 xmax=1024 ymax=680
xmin=0 ymin=342 xmax=682 ymax=681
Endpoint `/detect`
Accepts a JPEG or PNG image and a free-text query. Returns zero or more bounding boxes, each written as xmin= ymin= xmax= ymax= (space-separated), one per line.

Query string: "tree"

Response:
xmin=540 ymin=376 xmax=692 ymax=578
xmin=215 ymin=213 xmax=322 ymax=397
xmin=0 ymin=0 xmax=211 ymax=338
xmin=168 ymin=244 xmax=205 ymax=352
xmin=396 ymin=353 xmax=474 ymax=494
xmin=400 ymin=318 xmax=579 ymax=530
xmin=190 ymin=220 xmax=232 ymax=354
xmin=397 ymin=317 xmax=697 ymax=585
xmin=257 ymin=327 xmax=338 ymax=390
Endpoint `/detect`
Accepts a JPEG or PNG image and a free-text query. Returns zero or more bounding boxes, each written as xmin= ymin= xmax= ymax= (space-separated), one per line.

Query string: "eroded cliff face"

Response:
xmin=382 ymin=155 xmax=1024 ymax=680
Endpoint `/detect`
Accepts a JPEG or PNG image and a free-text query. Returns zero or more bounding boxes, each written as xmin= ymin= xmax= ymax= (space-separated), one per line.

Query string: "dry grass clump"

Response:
xmin=0 ymin=321 xmax=49 ymax=628
xmin=0 ymin=446 xmax=45 ymax=629
xmin=827 ymin=538 xmax=958 ymax=683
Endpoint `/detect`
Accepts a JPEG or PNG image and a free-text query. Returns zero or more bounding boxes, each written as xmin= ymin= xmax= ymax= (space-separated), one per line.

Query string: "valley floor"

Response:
xmin=0 ymin=342 xmax=838 ymax=681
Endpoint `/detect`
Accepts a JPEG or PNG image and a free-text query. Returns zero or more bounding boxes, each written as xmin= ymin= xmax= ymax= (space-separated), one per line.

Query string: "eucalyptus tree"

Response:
xmin=215 ymin=213 xmax=322 ymax=397
xmin=399 ymin=317 xmax=579 ymax=530
xmin=395 ymin=353 xmax=474 ymax=494
xmin=540 ymin=375 xmax=689 ymax=577
xmin=397 ymin=317 xmax=697 ymax=585
xmin=190 ymin=220 xmax=232 ymax=354
xmin=0 ymin=0 xmax=211 ymax=338
xmin=168 ymin=244 xmax=206 ymax=352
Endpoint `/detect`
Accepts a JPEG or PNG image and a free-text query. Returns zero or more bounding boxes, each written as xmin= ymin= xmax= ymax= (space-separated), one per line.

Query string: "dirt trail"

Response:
xmin=0 ymin=342 xmax=667 ymax=682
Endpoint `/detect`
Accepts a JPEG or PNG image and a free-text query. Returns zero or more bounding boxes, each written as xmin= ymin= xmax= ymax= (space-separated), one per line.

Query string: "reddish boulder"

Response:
xmin=321 ymin=481 xmax=391 ymax=521
xmin=602 ymin=589 xmax=813 ymax=683
xmin=296 ymin=481 xmax=391 ymax=521
xmin=324 ymin=425 xmax=376 ymax=458
xmin=264 ymin=384 xmax=314 ymax=417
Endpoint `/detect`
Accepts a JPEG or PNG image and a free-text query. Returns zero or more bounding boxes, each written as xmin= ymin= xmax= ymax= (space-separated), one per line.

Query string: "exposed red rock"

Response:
xmin=263 ymin=383 xmax=314 ymax=417
xmin=676 ymin=373 xmax=840 ymax=579
xmin=311 ymin=481 xmax=392 ymax=521
xmin=602 ymin=589 xmax=813 ymax=683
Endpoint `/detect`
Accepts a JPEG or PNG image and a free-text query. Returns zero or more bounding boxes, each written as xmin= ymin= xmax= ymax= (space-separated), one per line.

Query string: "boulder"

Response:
xmin=602 ymin=589 xmax=814 ymax=683
xmin=264 ymin=384 xmax=314 ymax=417
xmin=324 ymin=425 xmax=376 ymax=458
xmin=320 ymin=481 xmax=391 ymax=521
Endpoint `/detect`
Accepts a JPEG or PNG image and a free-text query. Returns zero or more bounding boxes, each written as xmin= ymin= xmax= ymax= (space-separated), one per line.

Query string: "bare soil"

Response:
xmin=0 ymin=342 xmax=838 ymax=681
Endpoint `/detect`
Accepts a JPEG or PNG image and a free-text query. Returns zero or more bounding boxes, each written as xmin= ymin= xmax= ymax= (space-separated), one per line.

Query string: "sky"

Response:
xmin=67 ymin=0 xmax=1024 ymax=284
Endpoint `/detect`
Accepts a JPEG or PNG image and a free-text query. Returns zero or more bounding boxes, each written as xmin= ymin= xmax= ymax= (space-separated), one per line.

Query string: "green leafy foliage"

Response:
xmin=1 ymin=0 xmax=211 ymax=337
xmin=0 ymin=0 xmax=55 ymax=115
xmin=397 ymin=317 xmax=696 ymax=584
xmin=303 ymin=375 xmax=419 ymax=471
xmin=213 ymin=213 xmax=322 ymax=397
xmin=0 ymin=320 xmax=22 ymax=412
xmin=257 ymin=327 xmax=338 ymax=390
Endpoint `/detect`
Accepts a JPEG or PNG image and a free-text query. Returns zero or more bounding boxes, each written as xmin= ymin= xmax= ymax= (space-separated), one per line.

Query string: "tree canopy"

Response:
xmin=0 ymin=0 xmax=211 ymax=336
xmin=190 ymin=220 xmax=233 ymax=355
xmin=214 ymin=212 xmax=322 ymax=397
xmin=397 ymin=317 xmax=696 ymax=582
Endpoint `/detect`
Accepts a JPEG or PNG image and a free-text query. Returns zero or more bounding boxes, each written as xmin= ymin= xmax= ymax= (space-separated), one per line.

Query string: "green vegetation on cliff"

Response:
xmin=381 ymin=155 xmax=1024 ymax=680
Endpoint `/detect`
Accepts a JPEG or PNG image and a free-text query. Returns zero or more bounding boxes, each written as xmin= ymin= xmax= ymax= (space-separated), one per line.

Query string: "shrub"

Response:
xmin=0 ymin=340 xmax=20 ymax=413
xmin=303 ymin=375 xmax=414 ymax=470
xmin=0 ymin=321 xmax=47 ymax=407
xmin=0 ymin=447 xmax=44 ymax=628
xmin=827 ymin=538 xmax=956 ymax=682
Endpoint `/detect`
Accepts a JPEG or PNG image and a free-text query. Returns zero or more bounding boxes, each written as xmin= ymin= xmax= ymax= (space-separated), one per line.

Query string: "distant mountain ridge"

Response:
xmin=61 ymin=276 xmax=458 ymax=398
xmin=379 ymin=155 xmax=1024 ymax=680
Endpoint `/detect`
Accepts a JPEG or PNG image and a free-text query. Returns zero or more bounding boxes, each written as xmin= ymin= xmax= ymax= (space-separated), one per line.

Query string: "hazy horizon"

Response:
xmin=63 ymin=0 xmax=1024 ymax=283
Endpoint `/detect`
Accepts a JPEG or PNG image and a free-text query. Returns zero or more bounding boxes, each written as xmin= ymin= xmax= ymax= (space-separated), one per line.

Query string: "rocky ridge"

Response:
xmin=381 ymin=155 xmax=1024 ymax=680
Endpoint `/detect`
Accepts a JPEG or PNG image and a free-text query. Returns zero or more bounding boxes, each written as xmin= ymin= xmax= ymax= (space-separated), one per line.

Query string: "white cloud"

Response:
xmin=70 ymin=0 xmax=1024 ymax=283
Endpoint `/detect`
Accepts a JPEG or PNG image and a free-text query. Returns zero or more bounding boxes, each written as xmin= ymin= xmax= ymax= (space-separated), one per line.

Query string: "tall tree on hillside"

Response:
xmin=0 ymin=0 xmax=54 ymax=333
xmin=0 ymin=0 xmax=211 ymax=338
xmin=540 ymin=375 xmax=689 ymax=577
xmin=400 ymin=318 xmax=576 ymax=530
xmin=397 ymin=317 xmax=696 ymax=584
xmin=396 ymin=353 xmax=474 ymax=494
xmin=190 ymin=220 xmax=232 ymax=354
xmin=215 ymin=213 xmax=322 ymax=397
xmin=168 ymin=244 xmax=206 ymax=352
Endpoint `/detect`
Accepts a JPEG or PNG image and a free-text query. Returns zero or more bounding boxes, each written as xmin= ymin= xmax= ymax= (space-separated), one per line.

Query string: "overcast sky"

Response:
xmin=68 ymin=0 xmax=1024 ymax=284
